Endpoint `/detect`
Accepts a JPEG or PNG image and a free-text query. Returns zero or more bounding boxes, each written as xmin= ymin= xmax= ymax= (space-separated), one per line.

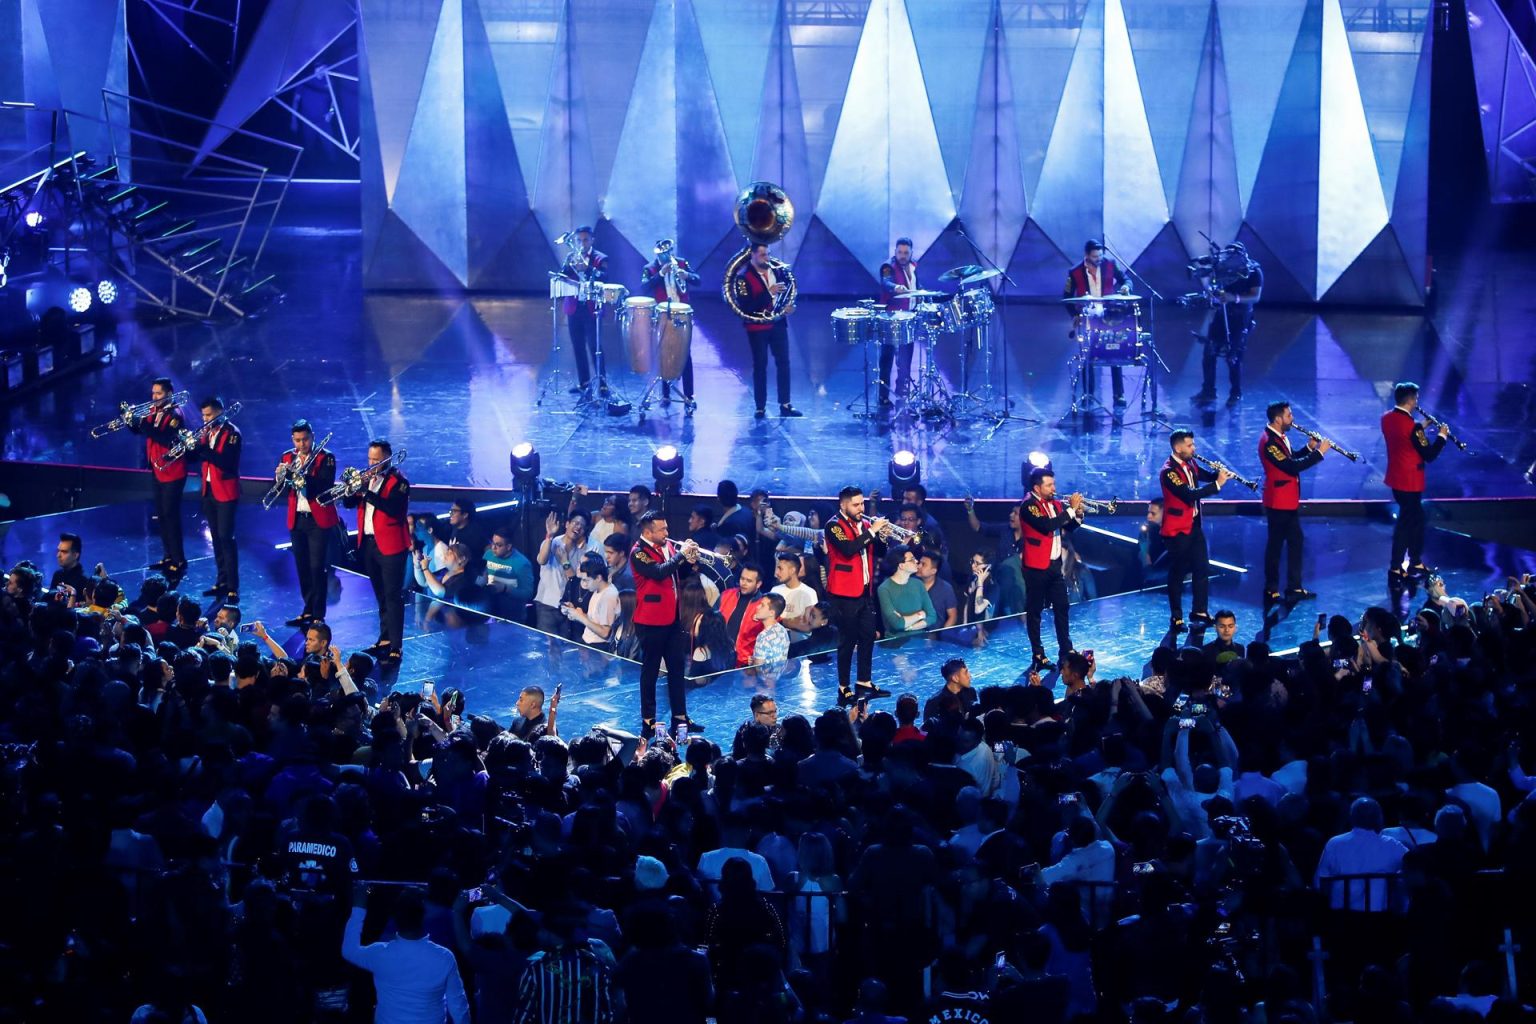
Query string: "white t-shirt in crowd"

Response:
xmin=771 ymin=582 xmax=818 ymax=629
xmin=582 ymin=584 xmax=619 ymax=645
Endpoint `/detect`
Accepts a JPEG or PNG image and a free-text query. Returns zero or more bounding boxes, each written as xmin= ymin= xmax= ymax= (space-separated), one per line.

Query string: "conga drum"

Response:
xmin=623 ymin=297 xmax=657 ymax=374
xmin=656 ymin=301 xmax=694 ymax=380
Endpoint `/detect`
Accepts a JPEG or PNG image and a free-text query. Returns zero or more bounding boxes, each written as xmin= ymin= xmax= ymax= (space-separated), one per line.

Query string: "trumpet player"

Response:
xmin=823 ymin=486 xmax=893 ymax=705
xmin=1382 ymin=381 xmax=1449 ymax=581
xmin=342 ymin=440 xmax=411 ymax=667
xmin=629 ymin=510 xmax=702 ymax=737
xmin=196 ymin=396 xmax=243 ymax=602
xmin=1020 ymin=466 xmax=1085 ymax=670
xmin=1160 ymin=429 xmax=1233 ymax=632
xmin=733 ymin=242 xmax=803 ymax=418
xmin=1259 ymin=400 xmax=1329 ymax=604
xmin=275 ymin=420 xmax=338 ymax=627
xmin=128 ymin=377 xmax=189 ymax=575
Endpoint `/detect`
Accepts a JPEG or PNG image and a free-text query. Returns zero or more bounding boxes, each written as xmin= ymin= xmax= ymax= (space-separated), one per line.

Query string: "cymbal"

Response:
xmin=1063 ymin=293 xmax=1142 ymax=302
xmin=939 ymin=264 xmax=984 ymax=281
xmin=960 ymin=268 xmax=1002 ymax=286
xmin=901 ymin=289 xmax=948 ymax=298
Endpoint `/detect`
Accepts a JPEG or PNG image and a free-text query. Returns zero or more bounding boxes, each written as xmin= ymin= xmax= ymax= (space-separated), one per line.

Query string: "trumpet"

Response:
xmin=262 ymin=431 xmax=333 ymax=510
xmin=1290 ymin=424 xmax=1360 ymax=462
xmin=154 ymin=401 xmax=243 ymax=471
xmin=1076 ymin=496 xmax=1119 ymax=514
xmin=316 ymin=447 xmax=407 ymax=507
xmin=1418 ymin=408 xmax=1470 ymax=452
xmin=680 ymin=541 xmax=729 ymax=564
xmin=1191 ymin=451 xmax=1260 ymax=492
xmin=90 ymin=390 xmax=190 ymax=438
xmin=861 ymin=514 xmax=918 ymax=543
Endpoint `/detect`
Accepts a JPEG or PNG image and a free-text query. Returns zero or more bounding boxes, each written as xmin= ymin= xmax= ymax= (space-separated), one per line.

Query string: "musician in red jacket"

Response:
xmin=823 ymin=486 xmax=893 ymax=705
xmin=195 ymin=396 xmax=242 ymax=601
xmin=559 ymin=226 xmax=609 ymax=394
xmin=128 ymin=377 xmax=189 ymax=575
xmin=343 ymin=439 xmax=410 ymax=667
xmin=732 ymin=243 xmax=802 ymax=418
xmin=877 ymin=237 xmax=919 ymax=406
xmin=1019 ymin=467 xmax=1084 ymax=670
xmin=274 ymin=419 xmax=339 ymax=627
xmin=1381 ymin=381 xmax=1449 ymax=580
xmin=629 ymin=510 xmax=703 ymax=736
xmin=1063 ymin=239 xmax=1126 ymax=407
xmin=1159 ymin=429 xmax=1232 ymax=632
xmin=1259 ymin=400 xmax=1328 ymax=603
xmin=641 ymin=240 xmax=699 ymax=412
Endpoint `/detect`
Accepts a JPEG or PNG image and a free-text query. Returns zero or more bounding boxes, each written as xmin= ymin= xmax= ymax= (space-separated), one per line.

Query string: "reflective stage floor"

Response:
xmin=4 ymin=229 xmax=1535 ymax=503
xmin=8 ymin=502 xmax=1533 ymax=736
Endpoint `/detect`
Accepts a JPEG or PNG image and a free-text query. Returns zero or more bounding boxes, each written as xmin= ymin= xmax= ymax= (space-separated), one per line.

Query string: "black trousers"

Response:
xmin=1164 ymin=520 xmax=1211 ymax=620
xmin=748 ymin=322 xmax=791 ymax=410
xmin=661 ymin=355 xmax=694 ymax=400
xmin=290 ymin=514 xmax=331 ymax=619
xmin=201 ymin=494 xmax=239 ymax=593
xmin=878 ymin=342 xmax=913 ymax=403
xmin=153 ymin=478 xmax=186 ymax=564
xmin=1201 ymin=345 xmax=1242 ymax=395
xmin=636 ymin=622 xmax=689 ymax=725
xmin=568 ymin=311 xmax=601 ymax=386
xmin=1024 ymin=561 xmax=1073 ymax=658
xmin=1263 ymin=507 xmax=1305 ymax=593
xmin=362 ymin=538 xmax=407 ymax=651
xmin=1083 ymin=363 xmax=1125 ymax=402
xmin=827 ymin=593 xmax=878 ymax=690
xmin=1391 ymin=489 xmax=1426 ymax=569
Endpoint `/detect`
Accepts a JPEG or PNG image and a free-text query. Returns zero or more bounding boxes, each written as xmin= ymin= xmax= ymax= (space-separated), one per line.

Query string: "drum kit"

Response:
xmin=1063 ymin=291 xmax=1153 ymax=418
xmin=836 ymin=265 xmax=1002 ymax=422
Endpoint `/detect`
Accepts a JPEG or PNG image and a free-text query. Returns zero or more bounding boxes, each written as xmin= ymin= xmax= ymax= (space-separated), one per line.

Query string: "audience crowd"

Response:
xmin=4 ymin=514 xmax=1536 ymax=1024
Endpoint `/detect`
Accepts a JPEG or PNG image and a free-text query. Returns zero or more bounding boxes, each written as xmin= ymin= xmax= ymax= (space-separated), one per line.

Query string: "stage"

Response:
xmin=4 ymin=219 xmax=1532 ymax=506
xmin=7 ymin=501 xmax=1531 ymax=737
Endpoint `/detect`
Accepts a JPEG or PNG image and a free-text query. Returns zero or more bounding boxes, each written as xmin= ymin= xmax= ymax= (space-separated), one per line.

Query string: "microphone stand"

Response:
xmin=1099 ymin=236 xmax=1171 ymax=430
xmin=953 ymin=225 xmax=1038 ymax=434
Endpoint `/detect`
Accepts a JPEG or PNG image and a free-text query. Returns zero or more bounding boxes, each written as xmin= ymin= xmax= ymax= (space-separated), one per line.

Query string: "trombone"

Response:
xmin=1290 ymin=423 xmax=1360 ymax=462
xmin=262 ymin=431 xmax=333 ymax=510
xmin=1191 ymin=451 xmax=1260 ymax=492
xmin=90 ymin=390 xmax=189 ymax=438
xmin=316 ymin=447 xmax=408 ymax=507
xmin=153 ymin=401 xmax=243 ymax=471
xmin=1077 ymin=496 xmax=1119 ymax=514
xmin=1418 ymin=407 xmax=1470 ymax=452
xmin=861 ymin=514 xmax=919 ymax=543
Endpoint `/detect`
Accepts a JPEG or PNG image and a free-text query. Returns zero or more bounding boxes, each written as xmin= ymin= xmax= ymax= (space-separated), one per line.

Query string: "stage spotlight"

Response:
xmin=96 ymin=280 xmax=118 ymax=305
xmin=509 ymin=441 xmax=541 ymax=487
xmin=23 ymin=211 xmax=43 ymax=229
xmin=652 ymin=444 xmax=684 ymax=492
xmin=1022 ymin=451 xmax=1053 ymax=489
xmin=887 ymin=449 xmax=921 ymax=491
xmin=67 ymin=286 xmax=92 ymax=314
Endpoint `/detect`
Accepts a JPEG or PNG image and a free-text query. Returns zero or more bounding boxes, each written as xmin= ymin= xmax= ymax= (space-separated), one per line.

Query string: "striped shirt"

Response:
xmin=511 ymin=942 xmax=620 ymax=1024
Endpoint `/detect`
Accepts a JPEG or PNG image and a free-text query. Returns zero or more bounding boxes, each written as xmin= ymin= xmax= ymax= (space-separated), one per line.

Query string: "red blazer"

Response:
xmin=1381 ymin=408 xmax=1445 ymax=493
xmin=732 ymin=266 xmax=780 ymax=332
xmin=824 ymin=515 xmax=877 ymax=598
xmin=1063 ymin=260 xmax=1121 ymax=305
xmin=281 ymin=448 xmax=340 ymax=529
xmin=630 ymin=539 xmax=696 ymax=626
xmin=1019 ymin=494 xmax=1079 ymax=570
xmin=643 ymin=257 xmax=692 ymax=304
xmin=1159 ymin=456 xmax=1219 ymax=537
xmin=199 ymin=422 xmax=242 ymax=502
xmin=136 ymin=404 xmax=189 ymax=483
xmin=880 ymin=259 xmax=919 ymax=311
xmin=1258 ymin=427 xmax=1323 ymax=511
xmin=347 ymin=470 xmax=410 ymax=555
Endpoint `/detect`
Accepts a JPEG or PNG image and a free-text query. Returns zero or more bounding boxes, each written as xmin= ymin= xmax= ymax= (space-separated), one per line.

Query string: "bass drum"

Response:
xmin=830 ymin=307 xmax=874 ymax=345
xmin=657 ymin=301 xmax=694 ymax=380
xmin=623 ymin=297 xmax=657 ymax=374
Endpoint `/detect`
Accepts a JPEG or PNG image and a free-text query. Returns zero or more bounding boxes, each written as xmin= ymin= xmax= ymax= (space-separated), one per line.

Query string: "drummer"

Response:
xmin=1063 ymin=239 xmax=1126 ymax=409
xmin=877 ymin=237 xmax=919 ymax=407
xmin=641 ymin=240 xmax=701 ymax=413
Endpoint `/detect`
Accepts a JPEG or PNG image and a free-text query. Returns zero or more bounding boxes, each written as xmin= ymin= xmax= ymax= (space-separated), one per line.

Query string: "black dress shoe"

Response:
xmin=1407 ymin=563 xmax=1437 ymax=577
xmin=568 ymin=385 xmax=585 ymax=395
xmin=754 ymin=408 xmax=767 ymax=419
xmin=285 ymin=615 xmax=310 ymax=628
xmin=684 ymin=398 xmax=697 ymax=416
xmin=1264 ymin=590 xmax=1282 ymax=604
xmin=1191 ymin=390 xmax=1217 ymax=404
xmin=1190 ymin=611 xmax=1215 ymax=627
xmin=780 ymin=404 xmax=804 ymax=418
xmin=1113 ymin=396 xmax=1128 ymax=408
xmin=1032 ymin=654 xmax=1055 ymax=671
xmin=676 ymin=719 xmax=707 ymax=733
xmin=1169 ymin=617 xmax=1187 ymax=633
xmin=1287 ymin=587 xmax=1317 ymax=600
xmin=1225 ymin=391 xmax=1243 ymax=407
xmin=855 ymin=683 xmax=891 ymax=700
xmin=202 ymin=586 xmax=225 ymax=597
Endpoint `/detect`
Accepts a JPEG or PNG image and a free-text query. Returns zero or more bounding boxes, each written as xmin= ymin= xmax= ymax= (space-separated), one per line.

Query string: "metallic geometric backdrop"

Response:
xmin=1467 ymin=0 xmax=1536 ymax=202
xmin=354 ymin=0 xmax=1434 ymax=304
